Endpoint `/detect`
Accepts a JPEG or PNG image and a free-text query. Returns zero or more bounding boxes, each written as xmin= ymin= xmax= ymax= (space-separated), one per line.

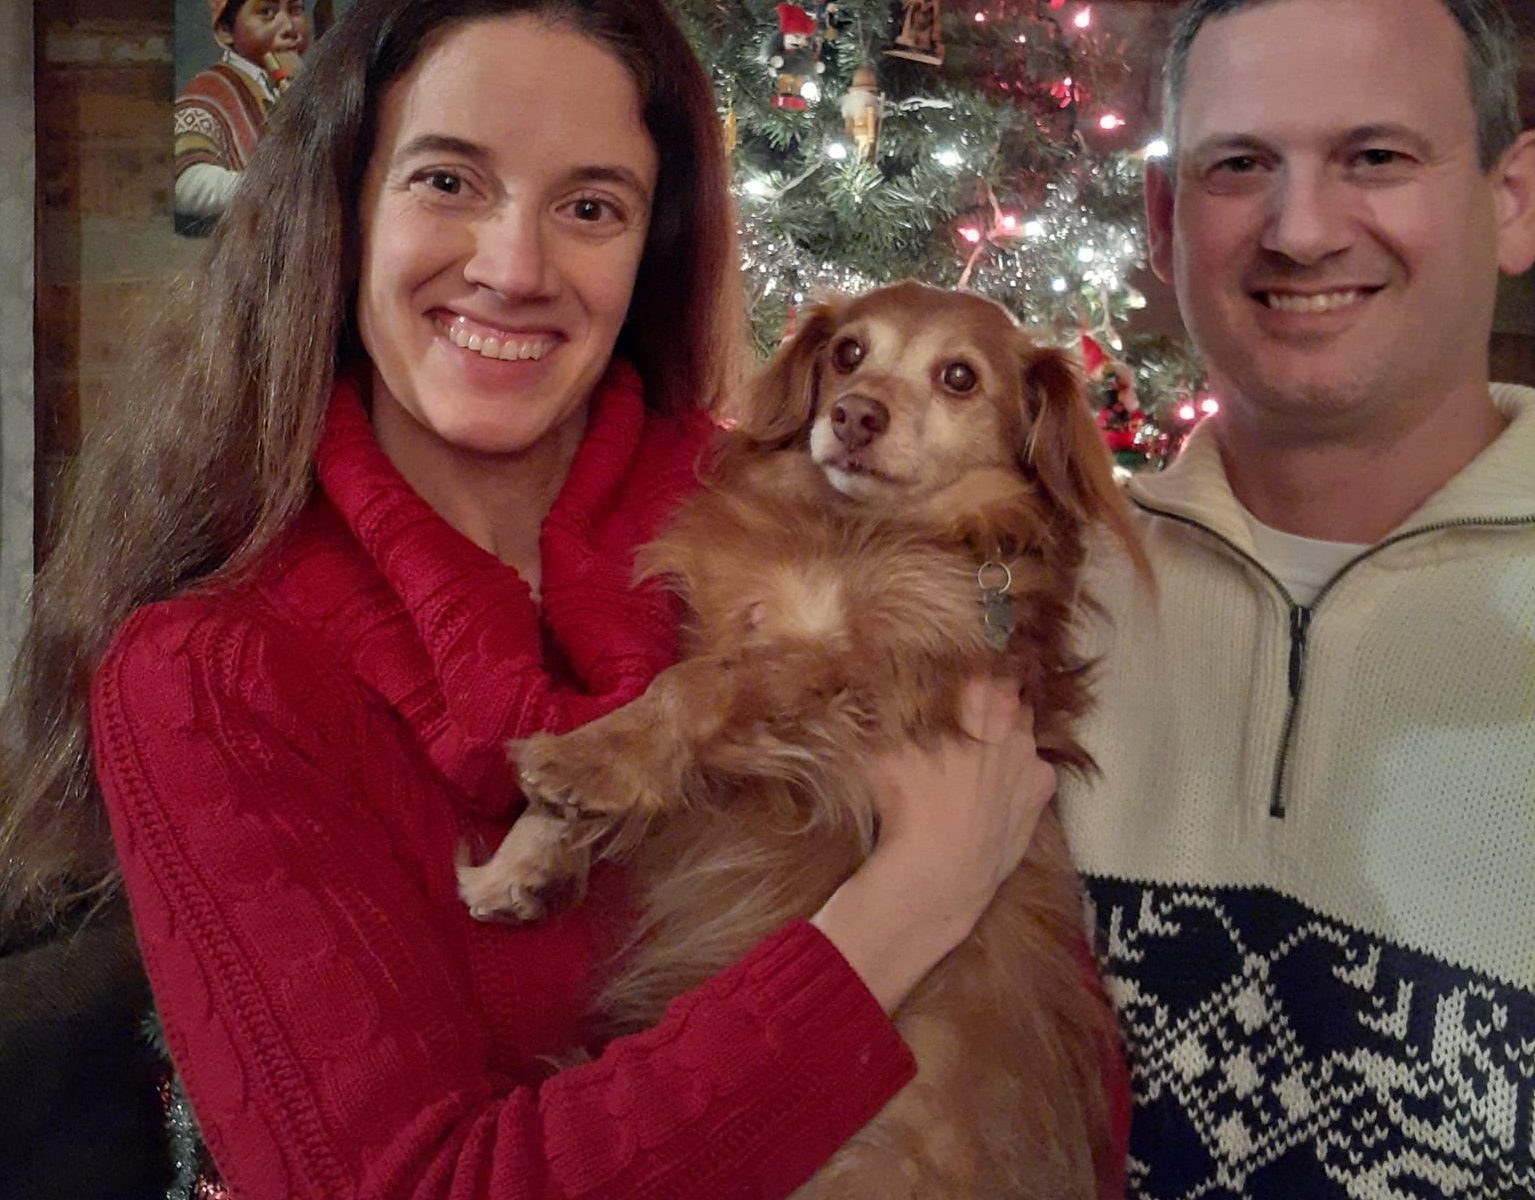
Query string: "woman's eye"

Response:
xmin=425 ymin=171 xmax=463 ymax=196
xmin=560 ymin=195 xmax=634 ymax=230
xmin=942 ymin=361 xmax=977 ymax=393
xmin=832 ymin=338 xmax=864 ymax=372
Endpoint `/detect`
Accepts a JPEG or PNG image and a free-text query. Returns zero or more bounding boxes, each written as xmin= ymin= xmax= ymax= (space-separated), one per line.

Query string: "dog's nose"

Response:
xmin=831 ymin=396 xmax=890 ymax=451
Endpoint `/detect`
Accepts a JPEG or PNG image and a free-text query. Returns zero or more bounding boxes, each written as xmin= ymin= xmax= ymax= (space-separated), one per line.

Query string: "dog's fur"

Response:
xmin=458 ymin=281 xmax=1146 ymax=1198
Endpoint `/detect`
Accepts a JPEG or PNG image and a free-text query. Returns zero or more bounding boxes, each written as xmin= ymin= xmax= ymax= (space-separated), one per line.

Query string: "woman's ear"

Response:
xmin=728 ymin=301 xmax=843 ymax=447
xmin=1019 ymin=343 xmax=1150 ymax=578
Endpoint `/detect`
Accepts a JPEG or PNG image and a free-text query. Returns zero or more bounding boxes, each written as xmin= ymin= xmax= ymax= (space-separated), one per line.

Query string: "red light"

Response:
xmin=960 ymin=226 xmax=983 ymax=244
xmin=1177 ymin=403 xmax=1197 ymax=422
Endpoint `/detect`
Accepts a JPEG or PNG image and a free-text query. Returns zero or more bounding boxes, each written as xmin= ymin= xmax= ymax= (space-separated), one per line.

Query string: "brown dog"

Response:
xmin=458 ymin=281 xmax=1145 ymax=1198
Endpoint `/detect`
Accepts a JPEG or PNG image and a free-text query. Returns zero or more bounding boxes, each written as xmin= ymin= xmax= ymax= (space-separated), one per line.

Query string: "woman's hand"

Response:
xmin=810 ymin=677 xmax=1058 ymax=1012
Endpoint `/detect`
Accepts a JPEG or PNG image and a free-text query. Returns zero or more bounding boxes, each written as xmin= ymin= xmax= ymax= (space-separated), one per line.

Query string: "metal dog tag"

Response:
xmin=978 ymin=562 xmax=1015 ymax=652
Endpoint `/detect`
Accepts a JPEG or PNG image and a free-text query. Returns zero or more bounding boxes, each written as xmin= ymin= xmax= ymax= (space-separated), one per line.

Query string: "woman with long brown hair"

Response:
xmin=1 ymin=0 xmax=1063 ymax=1194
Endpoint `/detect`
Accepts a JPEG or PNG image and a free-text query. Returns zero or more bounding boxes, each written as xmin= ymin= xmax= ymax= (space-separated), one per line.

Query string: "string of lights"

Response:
xmin=674 ymin=0 xmax=1210 ymax=468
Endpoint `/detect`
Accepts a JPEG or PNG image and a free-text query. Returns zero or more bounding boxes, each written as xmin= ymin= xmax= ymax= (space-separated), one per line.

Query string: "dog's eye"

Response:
xmin=941 ymin=361 xmax=978 ymax=393
xmin=832 ymin=338 xmax=865 ymax=373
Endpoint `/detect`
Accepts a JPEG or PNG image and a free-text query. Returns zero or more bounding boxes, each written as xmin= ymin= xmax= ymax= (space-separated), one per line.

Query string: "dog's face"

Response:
xmin=802 ymin=287 xmax=1026 ymax=501
xmin=736 ymin=281 xmax=1127 ymax=538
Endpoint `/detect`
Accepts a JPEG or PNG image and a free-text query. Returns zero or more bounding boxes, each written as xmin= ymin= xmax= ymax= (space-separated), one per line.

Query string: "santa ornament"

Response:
xmin=766 ymin=4 xmax=826 ymax=110
xmin=1081 ymin=332 xmax=1146 ymax=463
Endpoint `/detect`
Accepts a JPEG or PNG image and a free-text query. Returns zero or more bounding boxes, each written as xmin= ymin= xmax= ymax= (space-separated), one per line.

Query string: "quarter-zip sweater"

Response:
xmin=1060 ymin=385 xmax=1535 ymax=1199
xmin=89 ymin=364 xmax=916 ymax=1200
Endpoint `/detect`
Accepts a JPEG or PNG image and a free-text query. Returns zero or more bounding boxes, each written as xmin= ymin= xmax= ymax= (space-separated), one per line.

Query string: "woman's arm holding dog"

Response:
xmin=812 ymin=678 xmax=1056 ymax=1013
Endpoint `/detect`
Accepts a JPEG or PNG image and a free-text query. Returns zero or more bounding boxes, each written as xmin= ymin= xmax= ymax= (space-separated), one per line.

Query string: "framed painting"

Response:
xmin=172 ymin=0 xmax=353 ymax=234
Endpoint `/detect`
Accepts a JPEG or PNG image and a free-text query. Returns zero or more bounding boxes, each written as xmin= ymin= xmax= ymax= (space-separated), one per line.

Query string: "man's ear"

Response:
xmin=1144 ymin=160 xmax=1177 ymax=286
xmin=1493 ymin=131 xmax=1535 ymax=277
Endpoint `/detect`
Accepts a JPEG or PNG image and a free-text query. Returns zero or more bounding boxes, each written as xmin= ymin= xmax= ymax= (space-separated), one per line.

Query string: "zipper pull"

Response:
xmin=1272 ymin=605 xmax=1314 ymax=819
xmin=1287 ymin=606 xmax=1313 ymax=698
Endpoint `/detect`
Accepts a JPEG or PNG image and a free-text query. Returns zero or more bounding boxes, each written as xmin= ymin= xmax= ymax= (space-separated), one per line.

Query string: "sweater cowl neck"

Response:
xmin=310 ymin=360 xmax=711 ymax=815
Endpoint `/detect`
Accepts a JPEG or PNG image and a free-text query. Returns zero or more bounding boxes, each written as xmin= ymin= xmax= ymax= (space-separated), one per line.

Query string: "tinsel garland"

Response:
xmin=142 ymin=1009 xmax=227 ymax=1200
xmin=671 ymin=0 xmax=1213 ymax=470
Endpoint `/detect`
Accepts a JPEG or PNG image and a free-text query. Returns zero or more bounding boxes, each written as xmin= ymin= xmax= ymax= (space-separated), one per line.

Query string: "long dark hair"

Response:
xmin=0 ymin=0 xmax=744 ymax=935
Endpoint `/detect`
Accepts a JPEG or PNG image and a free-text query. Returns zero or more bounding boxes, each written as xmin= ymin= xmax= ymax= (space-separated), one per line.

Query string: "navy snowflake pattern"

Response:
xmin=1084 ymin=879 xmax=1535 ymax=1199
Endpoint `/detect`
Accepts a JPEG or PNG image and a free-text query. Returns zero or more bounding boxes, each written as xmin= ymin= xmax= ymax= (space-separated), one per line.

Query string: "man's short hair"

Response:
xmin=1162 ymin=0 xmax=1523 ymax=171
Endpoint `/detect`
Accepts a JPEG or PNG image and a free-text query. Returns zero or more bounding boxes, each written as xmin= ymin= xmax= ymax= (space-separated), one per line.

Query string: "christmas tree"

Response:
xmin=672 ymin=0 xmax=1209 ymax=469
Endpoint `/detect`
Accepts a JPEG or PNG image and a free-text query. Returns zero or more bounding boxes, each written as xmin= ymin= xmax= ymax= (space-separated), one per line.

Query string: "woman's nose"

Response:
xmin=462 ymin=208 xmax=556 ymax=300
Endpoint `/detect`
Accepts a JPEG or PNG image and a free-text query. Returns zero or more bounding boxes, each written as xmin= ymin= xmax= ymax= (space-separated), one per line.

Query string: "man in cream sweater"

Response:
xmin=1058 ymin=0 xmax=1535 ymax=1195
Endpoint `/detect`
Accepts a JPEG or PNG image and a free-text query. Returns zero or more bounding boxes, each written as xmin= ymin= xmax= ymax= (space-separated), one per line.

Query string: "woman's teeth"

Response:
xmin=436 ymin=318 xmax=555 ymax=361
xmin=1264 ymin=289 xmax=1367 ymax=314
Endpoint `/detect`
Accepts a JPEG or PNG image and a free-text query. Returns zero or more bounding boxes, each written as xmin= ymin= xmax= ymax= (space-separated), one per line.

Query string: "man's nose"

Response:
xmin=1261 ymin=166 xmax=1353 ymax=266
xmin=463 ymin=208 xmax=556 ymax=300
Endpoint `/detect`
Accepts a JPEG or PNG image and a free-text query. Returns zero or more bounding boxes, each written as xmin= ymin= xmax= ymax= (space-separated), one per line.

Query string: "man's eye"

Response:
xmin=1214 ymin=155 xmax=1260 ymax=174
xmin=1356 ymin=148 xmax=1404 ymax=167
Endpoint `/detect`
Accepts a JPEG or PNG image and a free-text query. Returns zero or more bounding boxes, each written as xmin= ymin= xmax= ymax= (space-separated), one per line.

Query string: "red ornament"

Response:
xmin=1079 ymin=331 xmax=1108 ymax=377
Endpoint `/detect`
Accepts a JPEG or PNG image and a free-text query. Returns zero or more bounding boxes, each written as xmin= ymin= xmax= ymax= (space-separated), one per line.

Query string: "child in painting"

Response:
xmin=173 ymin=0 xmax=309 ymax=233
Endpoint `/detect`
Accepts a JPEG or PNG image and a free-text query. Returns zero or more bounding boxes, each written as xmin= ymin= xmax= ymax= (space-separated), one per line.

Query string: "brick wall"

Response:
xmin=1 ymin=2 xmax=34 ymax=691
xmin=35 ymin=0 xmax=201 ymax=547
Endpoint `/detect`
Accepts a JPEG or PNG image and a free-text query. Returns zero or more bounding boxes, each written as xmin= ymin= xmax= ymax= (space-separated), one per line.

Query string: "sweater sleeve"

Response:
xmin=91 ymin=601 xmax=915 ymax=1200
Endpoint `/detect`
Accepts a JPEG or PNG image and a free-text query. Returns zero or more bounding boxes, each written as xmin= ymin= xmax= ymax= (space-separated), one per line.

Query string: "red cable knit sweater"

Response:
xmin=90 ymin=363 xmax=918 ymax=1200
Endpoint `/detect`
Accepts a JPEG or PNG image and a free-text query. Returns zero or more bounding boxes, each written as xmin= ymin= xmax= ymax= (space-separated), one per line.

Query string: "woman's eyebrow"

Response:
xmin=567 ymin=165 xmax=653 ymax=197
xmin=394 ymin=133 xmax=492 ymax=165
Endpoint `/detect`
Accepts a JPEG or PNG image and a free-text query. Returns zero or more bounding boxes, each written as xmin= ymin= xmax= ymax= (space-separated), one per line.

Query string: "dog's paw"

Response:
xmin=456 ymin=811 xmax=586 ymax=923
xmin=515 ymin=728 xmax=667 ymax=819
xmin=456 ymin=858 xmax=556 ymax=923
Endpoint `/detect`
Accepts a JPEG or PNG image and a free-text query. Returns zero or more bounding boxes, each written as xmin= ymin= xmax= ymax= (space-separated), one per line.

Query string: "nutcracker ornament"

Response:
xmin=886 ymin=0 xmax=944 ymax=65
xmin=765 ymin=4 xmax=826 ymax=110
xmin=839 ymin=65 xmax=883 ymax=159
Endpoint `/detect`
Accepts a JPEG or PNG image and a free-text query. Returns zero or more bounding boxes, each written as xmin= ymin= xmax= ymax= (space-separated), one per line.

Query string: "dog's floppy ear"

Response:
xmin=1019 ymin=344 xmax=1150 ymax=578
xmin=730 ymin=300 xmax=843 ymax=448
